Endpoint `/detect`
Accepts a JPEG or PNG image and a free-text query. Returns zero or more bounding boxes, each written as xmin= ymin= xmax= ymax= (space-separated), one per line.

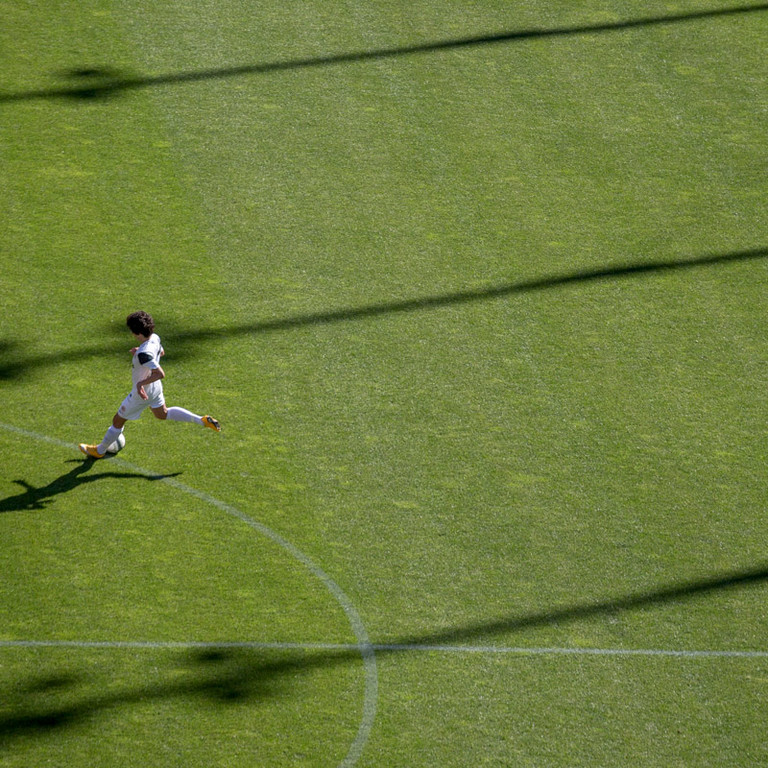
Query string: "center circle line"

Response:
xmin=0 ymin=422 xmax=378 ymax=768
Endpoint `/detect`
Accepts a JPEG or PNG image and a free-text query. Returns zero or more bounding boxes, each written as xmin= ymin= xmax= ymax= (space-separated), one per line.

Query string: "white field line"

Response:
xmin=1 ymin=639 xmax=767 ymax=659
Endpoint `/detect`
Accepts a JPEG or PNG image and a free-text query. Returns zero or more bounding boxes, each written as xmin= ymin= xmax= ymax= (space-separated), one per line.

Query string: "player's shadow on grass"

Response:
xmin=1 ymin=3 xmax=767 ymax=103
xmin=1 ymin=246 xmax=767 ymax=383
xmin=2 ymin=562 xmax=768 ymax=750
xmin=0 ymin=459 xmax=181 ymax=513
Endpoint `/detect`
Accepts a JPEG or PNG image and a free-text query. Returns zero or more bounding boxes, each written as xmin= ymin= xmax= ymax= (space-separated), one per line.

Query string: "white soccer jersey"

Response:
xmin=118 ymin=333 xmax=166 ymax=419
xmin=132 ymin=333 xmax=164 ymax=388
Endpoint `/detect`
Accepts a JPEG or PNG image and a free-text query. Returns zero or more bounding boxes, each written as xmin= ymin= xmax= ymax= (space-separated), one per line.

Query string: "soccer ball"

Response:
xmin=106 ymin=433 xmax=126 ymax=454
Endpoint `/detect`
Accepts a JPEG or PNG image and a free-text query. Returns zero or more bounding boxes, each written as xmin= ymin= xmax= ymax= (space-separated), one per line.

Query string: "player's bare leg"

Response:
xmin=155 ymin=405 xmax=221 ymax=431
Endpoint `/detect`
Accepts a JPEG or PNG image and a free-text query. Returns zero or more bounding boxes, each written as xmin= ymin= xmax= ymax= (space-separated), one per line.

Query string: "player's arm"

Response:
xmin=136 ymin=365 xmax=165 ymax=400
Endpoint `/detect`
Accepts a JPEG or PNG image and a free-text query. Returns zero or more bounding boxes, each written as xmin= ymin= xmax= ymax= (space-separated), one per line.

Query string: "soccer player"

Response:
xmin=79 ymin=311 xmax=220 ymax=459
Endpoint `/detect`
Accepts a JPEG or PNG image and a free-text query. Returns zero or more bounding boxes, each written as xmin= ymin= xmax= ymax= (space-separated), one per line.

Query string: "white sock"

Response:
xmin=166 ymin=406 xmax=203 ymax=425
xmin=98 ymin=425 xmax=124 ymax=454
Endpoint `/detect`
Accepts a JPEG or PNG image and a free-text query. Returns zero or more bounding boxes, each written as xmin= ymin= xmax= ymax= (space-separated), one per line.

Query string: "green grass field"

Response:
xmin=2 ymin=1 xmax=768 ymax=765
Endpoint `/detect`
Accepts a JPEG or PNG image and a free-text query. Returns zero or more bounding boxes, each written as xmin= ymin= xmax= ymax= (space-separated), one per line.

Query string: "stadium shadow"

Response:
xmin=0 ymin=650 xmax=287 ymax=749
xmin=0 ymin=459 xmax=182 ymax=513
xmin=2 ymin=562 xmax=767 ymax=748
xmin=1 ymin=3 xmax=767 ymax=103
xmin=174 ymin=246 xmax=768 ymax=339
xmin=0 ymin=246 xmax=766 ymax=382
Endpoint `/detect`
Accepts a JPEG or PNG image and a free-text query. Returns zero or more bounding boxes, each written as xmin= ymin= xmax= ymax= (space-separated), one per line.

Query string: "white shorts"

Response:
xmin=118 ymin=383 xmax=165 ymax=420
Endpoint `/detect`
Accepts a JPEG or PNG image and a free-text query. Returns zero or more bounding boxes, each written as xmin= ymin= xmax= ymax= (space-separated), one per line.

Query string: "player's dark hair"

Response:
xmin=126 ymin=311 xmax=155 ymax=337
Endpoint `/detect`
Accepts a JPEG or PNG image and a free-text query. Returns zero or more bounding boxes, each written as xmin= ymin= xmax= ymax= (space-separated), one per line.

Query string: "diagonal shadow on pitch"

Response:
xmin=0 ymin=459 xmax=182 ymax=513
xmin=0 ymin=245 xmax=766 ymax=382
xmin=1 ymin=3 xmax=767 ymax=103
xmin=174 ymin=246 xmax=768 ymax=339
xmin=1 ymin=563 xmax=767 ymax=747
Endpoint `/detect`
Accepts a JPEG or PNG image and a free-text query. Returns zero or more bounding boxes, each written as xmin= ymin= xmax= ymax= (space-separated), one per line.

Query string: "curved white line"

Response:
xmin=0 ymin=422 xmax=378 ymax=768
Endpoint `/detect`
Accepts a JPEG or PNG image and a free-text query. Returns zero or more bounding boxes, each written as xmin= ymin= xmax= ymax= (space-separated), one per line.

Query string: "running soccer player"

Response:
xmin=79 ymin=311 xmax=220 ymax=459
